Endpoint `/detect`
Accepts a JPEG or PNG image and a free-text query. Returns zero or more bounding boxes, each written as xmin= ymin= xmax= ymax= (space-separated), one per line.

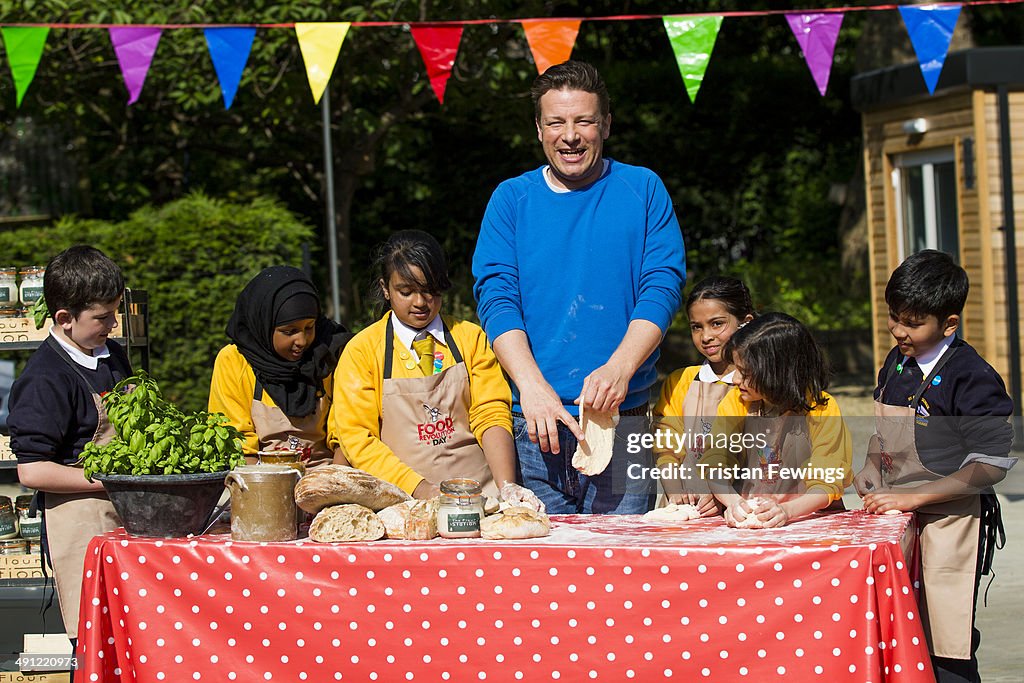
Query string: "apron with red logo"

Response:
xmin=378 ymin=316 xmax=496 ymax=499
xmin=250 ymin=381 xmax=333 ymax=469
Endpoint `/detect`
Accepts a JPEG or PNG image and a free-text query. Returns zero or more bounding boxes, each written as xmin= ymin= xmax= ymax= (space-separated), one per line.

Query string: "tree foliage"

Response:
xmin=0 ymin=193 xmax=313 ymax=411
xmin=5 ymin=0 xmax=1015 ymax=379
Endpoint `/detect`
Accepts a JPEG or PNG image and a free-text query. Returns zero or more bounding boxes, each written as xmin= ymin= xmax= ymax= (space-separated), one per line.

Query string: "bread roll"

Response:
xmin=309 ymin=504 xmax=386 ymax=542
xmin=376 ymin=499 xmax=439 ymax=540
xmin=572 ymin=406 xmax=618 ymax=476
xmin=480 ymin=506 xmax=550 ymax=540
xmin=294 ymin=464 xmax=411 ymax=514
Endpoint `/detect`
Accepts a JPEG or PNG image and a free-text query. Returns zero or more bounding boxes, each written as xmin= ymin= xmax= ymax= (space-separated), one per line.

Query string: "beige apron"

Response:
xmin=250 ymin=380 xmax=333 ymax=469
xmin=41 ymin=337 xmax=125 ymax=640
xmin=655 ymin=378 xmax=732 ymax=504
xmin=379 ymin=316 xmax=496 ymax=499
xmin=742 ymin=407 xmax=812 ymax=499
xmin=871 ymin=346 xmax=980 ymax=659
xmin=679 ymin=379 xmax=733 ymax=470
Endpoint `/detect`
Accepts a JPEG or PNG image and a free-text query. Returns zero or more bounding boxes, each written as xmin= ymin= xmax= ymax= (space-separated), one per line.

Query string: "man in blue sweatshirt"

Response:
xmin=472 ymin=60 xmax=686 ymax=514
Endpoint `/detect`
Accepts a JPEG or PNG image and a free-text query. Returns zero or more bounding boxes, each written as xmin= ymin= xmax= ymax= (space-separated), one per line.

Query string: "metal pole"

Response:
xmin=321 ymin=88 xmax=342 ymax=322
xmin=997 ymin=85 xmax=1023 ymax=444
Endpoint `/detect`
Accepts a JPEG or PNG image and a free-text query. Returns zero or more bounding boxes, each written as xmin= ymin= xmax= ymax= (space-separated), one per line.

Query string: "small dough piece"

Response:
xmin=884 ymin=509 xmax=904 ymax=515
xmin=733 ymin=497 xmax=769 ymax=529
xmin=572 ymin=405 xmax=619 ymax=476
xmin=643 ymin=503 xmax=701 ymax=522
xmin=480 ymin=506 xmax=551 ymax=540
xmin=309 ymin=504 xmax=386 ymax=542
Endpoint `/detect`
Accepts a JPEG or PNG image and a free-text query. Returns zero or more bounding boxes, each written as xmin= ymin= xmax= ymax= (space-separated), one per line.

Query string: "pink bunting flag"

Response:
xmin=109 ymin=27 xmax=162 ymax=105
xmin=521 ymin=19 xmax=581 ymax=74
xmin=785 ymin=13 xmax=844 ymax=96
xmin=411 ymin=26 xmax=464 ymax=104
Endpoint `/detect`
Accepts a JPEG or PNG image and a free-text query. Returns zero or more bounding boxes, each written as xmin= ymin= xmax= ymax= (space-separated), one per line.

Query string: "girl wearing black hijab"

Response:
xmin=209 ymin=266 xmax=352 ymax=468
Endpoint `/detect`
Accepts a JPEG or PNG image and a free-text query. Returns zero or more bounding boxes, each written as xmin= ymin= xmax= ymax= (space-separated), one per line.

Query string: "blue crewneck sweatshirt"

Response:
xmin=473 ymin=159 xmax=686 ymax=414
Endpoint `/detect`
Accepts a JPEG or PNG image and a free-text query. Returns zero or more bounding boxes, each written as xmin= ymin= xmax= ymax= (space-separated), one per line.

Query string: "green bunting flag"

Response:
xmin=1 ymin=27 xmax=49 ymax=107
xmin=662 ymin=16 xmax=723 ymax=104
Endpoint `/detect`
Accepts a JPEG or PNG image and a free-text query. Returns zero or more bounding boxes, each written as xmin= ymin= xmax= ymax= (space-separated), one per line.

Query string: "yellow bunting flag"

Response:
xmin=521 ymin=19 xmax=581 ymax=75
xmin=295 ymin=22 xmax=351 ymax=104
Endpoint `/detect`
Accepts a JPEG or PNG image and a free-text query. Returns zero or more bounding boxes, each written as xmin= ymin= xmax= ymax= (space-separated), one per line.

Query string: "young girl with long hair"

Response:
xmin=699 ymin=312 xmax=852 ymax=527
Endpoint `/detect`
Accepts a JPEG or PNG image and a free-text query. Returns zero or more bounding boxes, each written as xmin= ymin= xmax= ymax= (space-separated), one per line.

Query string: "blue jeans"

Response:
xmin=512 ymin=414 xmax=655 ymax=514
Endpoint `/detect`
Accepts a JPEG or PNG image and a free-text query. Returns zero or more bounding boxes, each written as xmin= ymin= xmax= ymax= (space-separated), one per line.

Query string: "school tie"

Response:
xmin=412 ymin=336 xmax=435 ymax=376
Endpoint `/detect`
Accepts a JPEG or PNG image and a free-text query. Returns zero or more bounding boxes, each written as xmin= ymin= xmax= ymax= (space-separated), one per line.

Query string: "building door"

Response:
xmin=892 ymin=147 xmax=959 ymax=261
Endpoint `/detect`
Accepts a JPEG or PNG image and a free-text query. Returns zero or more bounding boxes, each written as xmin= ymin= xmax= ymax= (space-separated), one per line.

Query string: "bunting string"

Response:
xmin=0 ymin=0 xmax=1016 ymax=108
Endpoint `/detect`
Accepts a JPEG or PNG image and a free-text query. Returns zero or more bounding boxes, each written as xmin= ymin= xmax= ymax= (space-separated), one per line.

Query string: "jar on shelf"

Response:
xmin=0 ymin=538 xmax=28 ymax=555
xmin=0 ymin=266 xmax=17 ymax=304
xmin=18 ymin=266 xmax=44 ymax=306
xmin=15 ymin=495 xmax=40 ymax=540
xmin=437 ymin=478 xmax=484 ymax=539
xmin=0 ymin=496 xmax=18 ymax=540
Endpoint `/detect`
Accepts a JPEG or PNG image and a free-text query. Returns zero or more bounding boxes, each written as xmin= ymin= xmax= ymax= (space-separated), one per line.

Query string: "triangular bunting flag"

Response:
xmin=662 ymin=16 xmax=723 ymax=104
xmin=899 ymin=4 xmax=961 ymax=95
xmin=410 ymin=26 xmax=463 ymax=104
xmin=204 ymin=27 xmax=257 ymax=109
xmin=785 ymin=13 xmax=844 ymax=96
xmin=521 ymin=19 xmax=581 ymax=74
xmin=1 ymin=27 xmax=49 ymax=107
xmin=295 ymin=22 xmax=350 ymax=105
xmin=109 ymin=27 xmax=162 ymax=105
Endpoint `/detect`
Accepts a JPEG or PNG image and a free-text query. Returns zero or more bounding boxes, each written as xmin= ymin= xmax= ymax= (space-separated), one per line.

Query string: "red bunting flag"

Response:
xmin=411 ymin=26 xmax=463 ymax=104
xmin=521 ymin=19 xmax=581 ymax=74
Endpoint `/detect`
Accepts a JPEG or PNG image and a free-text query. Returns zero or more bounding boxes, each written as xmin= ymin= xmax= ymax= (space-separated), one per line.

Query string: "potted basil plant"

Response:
xmin=80 ymin=372 xmax=246 ymax=537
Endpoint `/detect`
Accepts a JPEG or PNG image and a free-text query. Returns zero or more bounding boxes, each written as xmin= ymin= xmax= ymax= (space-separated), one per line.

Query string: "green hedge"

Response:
xmin=0 ymin=193 xmax=314 ymax=411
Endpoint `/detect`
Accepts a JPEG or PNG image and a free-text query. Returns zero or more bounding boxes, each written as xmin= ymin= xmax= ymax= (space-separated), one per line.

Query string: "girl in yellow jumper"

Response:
xmin=699 ymin=313 xmax=852 ymax=528
xmin=654 ymin=277 xmax=754 ymax=514
xmin=332 ymin=230 xmax=542 ymax=509
xmin=209 ymin=266 xmax=352 ymax=468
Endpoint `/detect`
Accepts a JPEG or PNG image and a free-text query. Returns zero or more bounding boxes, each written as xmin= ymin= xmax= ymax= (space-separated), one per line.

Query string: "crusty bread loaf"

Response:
xmin=480 ymin=506 xmax=550 ymax=540
xmin=309 ymin=504 xmax=386 ymax=542
xmin=376 ymin=499 xmax=439 ymax=540
xmin=294 ymin=464 xmax=411 ymax=514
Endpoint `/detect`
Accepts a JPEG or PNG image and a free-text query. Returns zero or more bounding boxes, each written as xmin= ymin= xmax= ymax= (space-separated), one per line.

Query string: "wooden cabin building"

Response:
xmin=852 ymin=47 xmax=1024 ymax=417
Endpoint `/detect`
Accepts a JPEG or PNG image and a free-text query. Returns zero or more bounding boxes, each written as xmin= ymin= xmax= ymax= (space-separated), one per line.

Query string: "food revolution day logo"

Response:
xmin=418 ymin=403 xmax=455 ymax=445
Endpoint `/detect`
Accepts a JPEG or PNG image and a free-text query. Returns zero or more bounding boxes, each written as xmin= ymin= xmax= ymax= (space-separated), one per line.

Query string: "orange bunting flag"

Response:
xmin=521 ymin=19 xmax=581 ymax=74
xmin=410 ymin=26 xmax=463 ymax=104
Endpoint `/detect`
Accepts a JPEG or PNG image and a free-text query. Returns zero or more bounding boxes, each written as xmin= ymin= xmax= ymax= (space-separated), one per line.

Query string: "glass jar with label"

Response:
xmin=0 ymin=496 xmax=18 ymax=540
xmin=19 ymin=266 xmax=44 ymax=306
xmin=437 ymin=478 xmax=484 ymax=539
xmin=0 ymin=538 xmax=27 ymax=555
xmin=15 ymin=495 xmax=40 ymax=540
xmin=0 ymin=267 xmax=16 ymax=304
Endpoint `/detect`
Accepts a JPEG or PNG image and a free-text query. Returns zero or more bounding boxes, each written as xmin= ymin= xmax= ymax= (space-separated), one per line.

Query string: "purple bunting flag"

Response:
xmin=785 ymin=13 xmax=844 ymax=96
xmin=109 ymin=27 xmax=162 ymax=105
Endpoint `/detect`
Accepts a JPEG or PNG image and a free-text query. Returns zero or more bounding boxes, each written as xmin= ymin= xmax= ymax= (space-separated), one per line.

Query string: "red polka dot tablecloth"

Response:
xmin=78 ymin=510 xmax=934 ymax=683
